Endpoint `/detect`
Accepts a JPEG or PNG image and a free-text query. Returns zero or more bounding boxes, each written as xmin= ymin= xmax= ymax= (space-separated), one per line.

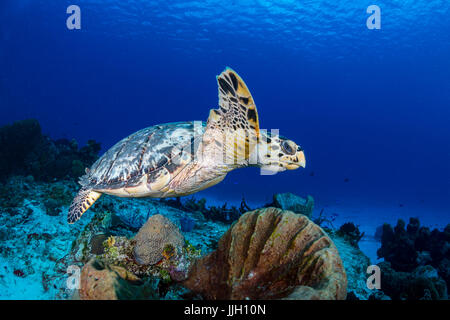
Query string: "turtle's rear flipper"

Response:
xmin=68 ymin=188 xmax=102 ymax=224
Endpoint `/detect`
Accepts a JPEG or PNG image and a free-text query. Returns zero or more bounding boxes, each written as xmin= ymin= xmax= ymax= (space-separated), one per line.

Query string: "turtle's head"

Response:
xmin=255 ymin=131 xmax=306 ymax=173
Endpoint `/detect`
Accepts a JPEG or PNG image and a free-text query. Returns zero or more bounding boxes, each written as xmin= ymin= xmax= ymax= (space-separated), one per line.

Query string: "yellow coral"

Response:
xmin=162 ymin=244 xmax=175 ymax=260
xmin=105 ymin=236 xmax=115 ymax=248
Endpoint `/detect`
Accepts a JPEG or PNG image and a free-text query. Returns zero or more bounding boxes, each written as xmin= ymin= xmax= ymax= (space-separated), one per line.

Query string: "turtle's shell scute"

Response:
xmin=81 ymin=122 xmax=205 ymax=189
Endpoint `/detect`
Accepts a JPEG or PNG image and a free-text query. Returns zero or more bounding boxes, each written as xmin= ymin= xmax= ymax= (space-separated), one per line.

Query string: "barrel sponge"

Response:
xmin=183 ymin=207 xmax=347 ymax=300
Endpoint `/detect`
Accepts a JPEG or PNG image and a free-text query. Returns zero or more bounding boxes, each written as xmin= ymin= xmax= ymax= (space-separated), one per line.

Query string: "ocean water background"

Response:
xmin=1 ymin=0 xmax=449 ymax=255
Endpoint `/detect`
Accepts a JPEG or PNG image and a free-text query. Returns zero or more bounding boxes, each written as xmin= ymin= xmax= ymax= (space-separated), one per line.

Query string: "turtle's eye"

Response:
xmin=281 ymin=140 xmax=296 ymax=155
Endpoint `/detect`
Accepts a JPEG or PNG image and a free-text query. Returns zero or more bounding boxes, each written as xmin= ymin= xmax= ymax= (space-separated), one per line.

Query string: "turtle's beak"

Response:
xmin=284 ymin=150 xmax=306 ymax=170
xmin=297 ymin=150 xmax=306 ymax=168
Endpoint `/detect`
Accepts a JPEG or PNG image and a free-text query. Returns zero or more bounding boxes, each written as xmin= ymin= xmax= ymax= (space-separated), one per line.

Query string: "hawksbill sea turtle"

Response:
xmin=68 ymin=68 xmax=306 ymax=224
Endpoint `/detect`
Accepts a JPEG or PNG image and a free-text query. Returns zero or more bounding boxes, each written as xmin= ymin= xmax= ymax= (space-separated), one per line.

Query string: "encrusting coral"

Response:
xmin=182 ymin=207 xmax=347 ymax=300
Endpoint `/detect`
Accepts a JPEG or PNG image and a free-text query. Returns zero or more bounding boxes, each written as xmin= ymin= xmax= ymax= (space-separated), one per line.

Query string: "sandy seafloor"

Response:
xmin=0 ymin=200 xmax=90 ymax=300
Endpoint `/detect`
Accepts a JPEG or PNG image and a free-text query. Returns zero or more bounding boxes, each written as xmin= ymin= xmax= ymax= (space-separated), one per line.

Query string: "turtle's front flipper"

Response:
xmin=68 ymin=188 xmax=102 ymax=224
xmin=203 ymin=67 xmax=260 ymax=168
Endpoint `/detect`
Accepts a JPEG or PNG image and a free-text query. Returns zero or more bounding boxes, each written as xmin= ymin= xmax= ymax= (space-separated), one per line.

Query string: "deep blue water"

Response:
xmin=1 ymin=1 xmax=449 ymax=228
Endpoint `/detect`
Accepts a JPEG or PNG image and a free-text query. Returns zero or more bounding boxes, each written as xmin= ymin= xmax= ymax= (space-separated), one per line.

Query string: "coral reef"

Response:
xmin=270 ymin=193 xmax=314 ymax=218
xmin=0 ymin=119 xmax=101 ymax=182
xmin=331 ymin=235 xmax=372 ymax=300
xmin=181 ymin=197 xmax=207 ymax=213
xmin=0 ymin=176 xmax=30 ymax=209
xmin=374 ymin=225 xmax=383 ymax=241
xmin=133 ymin=214 xmax=185 ymax=266
xmin=312 ymin=208 xmax=338 ymax=230
xmin=377 ymin=219 xmax=417 ymax=272
xmin=336 ymin=222 xmax=365 ymax=248
xmin=377 ymin=262 xmax=447 ymax=300
xmin=3 ymin=165 xmax=445 ymax=301
xmin=375 ymin=217 xmax=449 ymax=300
xmin=182 ymin=207 xmax=347 ymax=300
xmin=0 ymin=119 xmax=42 ymax=180
xmin=117 ymin=208 xmax=150 ymax=231
xmin=377 ymin=218 xmax=449 ymax=287
xmin=68 ymin=206 xmax=203 ymax=300
xmin=99 ymin=233 xmax=200 ymax=283
xmin=162 ymin=196 xmax=251 ymax=224
xmin=202 ymin=203 xmax=242 ymax=223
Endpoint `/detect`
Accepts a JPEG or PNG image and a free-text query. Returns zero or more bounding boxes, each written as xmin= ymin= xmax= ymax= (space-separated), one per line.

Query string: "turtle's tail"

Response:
xmin=68 ymin=188 xmax=102 ymax=224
